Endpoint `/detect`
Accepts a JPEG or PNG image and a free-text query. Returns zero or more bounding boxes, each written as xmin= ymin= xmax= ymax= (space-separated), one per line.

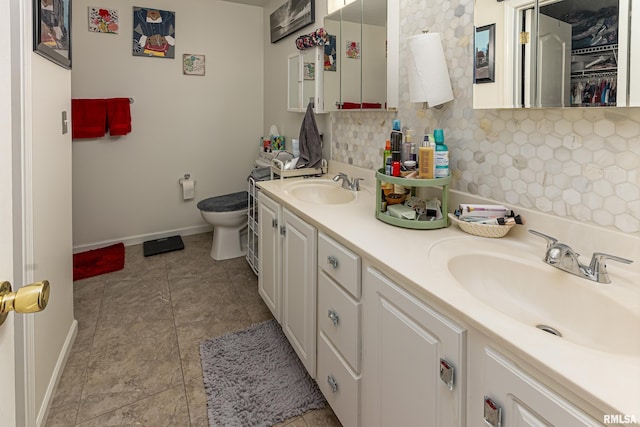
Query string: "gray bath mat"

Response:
xmin=200 ymin=319 xmax=326 ymax=427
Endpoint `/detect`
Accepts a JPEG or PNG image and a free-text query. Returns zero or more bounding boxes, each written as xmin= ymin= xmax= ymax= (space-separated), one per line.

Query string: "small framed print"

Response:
xmin=183 ymin=54 xmax=205 ymax=76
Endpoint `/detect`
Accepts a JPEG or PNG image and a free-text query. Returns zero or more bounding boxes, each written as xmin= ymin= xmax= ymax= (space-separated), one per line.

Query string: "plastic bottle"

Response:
xmin=418 ymin=135 xmax=434 ymax=179
xmin=433 ymin=129 xmax=449 ymax=178
xmin=383 ymin=139 xmax=391 ymax=171
xmin=391 ymin=120 xmax=403 ymax=162
xmin=402 ymin=129 xmax=414 ymax=163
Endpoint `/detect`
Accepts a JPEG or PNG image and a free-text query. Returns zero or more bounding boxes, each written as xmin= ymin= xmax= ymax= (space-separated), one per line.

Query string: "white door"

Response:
xmin=1 ymin=0 xmax=20 ymax=423
xmin=2 ymin=1 xmax=75 ymax=425
xmin=537 ymin=13 xmax=572 ymax=107
xmin=258 ymin=194 xmax=282 ymax=322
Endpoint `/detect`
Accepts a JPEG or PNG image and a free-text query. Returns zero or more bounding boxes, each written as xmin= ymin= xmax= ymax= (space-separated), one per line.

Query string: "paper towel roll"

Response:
xmin=181 ymin=179 xmax=195 ymax=200
xmin=407 ymin=33 xmax=454 ymax=107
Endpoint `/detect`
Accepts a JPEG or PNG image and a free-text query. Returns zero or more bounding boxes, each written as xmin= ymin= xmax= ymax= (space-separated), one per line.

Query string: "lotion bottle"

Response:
xmin=418 ymin=135 xmax=434 ymax=179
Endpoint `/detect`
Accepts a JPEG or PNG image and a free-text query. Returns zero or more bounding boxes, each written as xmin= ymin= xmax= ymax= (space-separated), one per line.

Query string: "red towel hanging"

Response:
xmin=106 ymin=98 xmax=132 ymax=136
xmin=71 ymin=99 xmax=107 ymax=139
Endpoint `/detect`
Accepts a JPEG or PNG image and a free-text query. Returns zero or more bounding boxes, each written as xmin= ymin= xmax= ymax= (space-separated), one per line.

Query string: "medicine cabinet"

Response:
xmin=473 ymin=0 xmax=638 ymax=108
xmin=323 ymin=0 xmax=398 ymax=111
xmin=288 ymin=46 xmax=324 ymax=113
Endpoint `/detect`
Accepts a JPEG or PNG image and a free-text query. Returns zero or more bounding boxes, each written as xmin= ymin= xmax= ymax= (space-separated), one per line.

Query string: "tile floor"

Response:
xmin=46 ymin=232 xmax=341 ymax=427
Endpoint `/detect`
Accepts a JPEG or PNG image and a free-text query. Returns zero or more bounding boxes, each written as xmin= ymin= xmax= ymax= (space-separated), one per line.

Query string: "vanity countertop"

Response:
xmin=257 ymin=161 xmax=640 ymax=421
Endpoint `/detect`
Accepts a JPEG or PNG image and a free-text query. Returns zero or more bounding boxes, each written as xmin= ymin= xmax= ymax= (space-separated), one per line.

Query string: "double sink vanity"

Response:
xmin=256 ymin=162 xmax=639 ymax=427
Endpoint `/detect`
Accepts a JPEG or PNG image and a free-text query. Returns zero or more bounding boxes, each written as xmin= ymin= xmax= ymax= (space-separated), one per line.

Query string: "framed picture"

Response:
xmin=88 ymin=7 xmax=119 ymax=34
xmin=474 ymin=24 xmax=495 ymax=83
xmin=270 ymin=0 xmax=315 ymax=43
xmin=183 ymin=54 xmax=205 ymax=76
xmin=303 ymin=62 xmax=314 ymax=80
xmin=132 ymin=7 xmax=176 ymax=59
xmin=324 ymin=34 xmax=336 ymax=71
xmin=34 ymin=0 xmax=72 ymax=69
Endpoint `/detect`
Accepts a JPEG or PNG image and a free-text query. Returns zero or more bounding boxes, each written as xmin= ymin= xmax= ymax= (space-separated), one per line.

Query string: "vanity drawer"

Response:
xmin=318 ymin=270 xmax=361 ymax=373
xmin=318 ymin=233 xmax=361 ymax=299
xmin=317 ymin=331 xmax=360 ymax=427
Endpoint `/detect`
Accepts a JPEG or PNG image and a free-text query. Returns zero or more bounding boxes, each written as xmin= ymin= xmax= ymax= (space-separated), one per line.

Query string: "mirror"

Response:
xmin=473 ymin=0 xmax=630 ymax=109
xmin=288 ymin=46 xmax=324 ymax=112
xmin=323 ymin=0 xmax=388 ymax=111
xmin=288 ymin=53 xmax=301 ymax=111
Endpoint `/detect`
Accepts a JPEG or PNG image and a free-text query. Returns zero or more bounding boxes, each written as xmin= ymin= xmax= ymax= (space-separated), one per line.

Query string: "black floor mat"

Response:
xmin=143 ymin=235 xmax=185 ymax=257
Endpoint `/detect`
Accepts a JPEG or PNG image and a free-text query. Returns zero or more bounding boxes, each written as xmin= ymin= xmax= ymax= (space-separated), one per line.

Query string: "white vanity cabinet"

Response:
xmin=467 ymin=333 xmax=604 ymax=427
xmin=361 ymin=264 xmax=466 ymax=427
xmin=316 ymin=233 xmax=362 ymax=427
xmin=257 ymin=193 xmax=318 ymax=377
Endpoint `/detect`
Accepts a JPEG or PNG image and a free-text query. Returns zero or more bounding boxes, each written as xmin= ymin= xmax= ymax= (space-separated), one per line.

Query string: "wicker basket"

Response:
xmin=448 ymin=213 xmax=515 ymax=238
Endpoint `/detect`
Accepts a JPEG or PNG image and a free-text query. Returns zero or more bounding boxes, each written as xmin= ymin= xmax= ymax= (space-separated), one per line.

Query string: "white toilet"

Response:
xmin=197 ymin=191 xmax=248 ymax=260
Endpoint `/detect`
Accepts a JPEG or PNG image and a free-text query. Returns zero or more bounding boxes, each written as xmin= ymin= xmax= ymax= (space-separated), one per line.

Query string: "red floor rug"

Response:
xmin=73 ymin=243 xmax=125 ymax=281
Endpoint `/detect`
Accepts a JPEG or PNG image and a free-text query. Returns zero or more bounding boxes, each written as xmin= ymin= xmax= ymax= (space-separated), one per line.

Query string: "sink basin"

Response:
xmin=284 ymin=180 xmax=356 ymax=205
xmin=430 ymin=238 xmax=640 ymax=358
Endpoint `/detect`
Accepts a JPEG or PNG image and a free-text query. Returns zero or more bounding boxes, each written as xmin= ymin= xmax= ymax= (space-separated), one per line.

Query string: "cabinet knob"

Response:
xmin=328 ymin=309 xmax=340 ymax=326
xmin=272 ymin=218 xmax=278 ymax=228
xmin=327 ymin=256 xmax=339 ymax=269
xmin=327 ymin=375 xmax=339 ymax=393
xmin=439 ymin=358 xmax=454 ymax=390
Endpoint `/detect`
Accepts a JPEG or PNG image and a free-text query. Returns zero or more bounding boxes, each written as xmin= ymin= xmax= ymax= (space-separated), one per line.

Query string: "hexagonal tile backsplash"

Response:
xmin=330 ymin=0 xmax=640 ymax=234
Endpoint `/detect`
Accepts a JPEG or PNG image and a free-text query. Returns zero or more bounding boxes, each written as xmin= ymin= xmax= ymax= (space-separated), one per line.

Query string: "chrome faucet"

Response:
xmin=529 ymin=230 xmax=633 ymax=284
xmin=332 ymin=173 xmax=363 ymax=191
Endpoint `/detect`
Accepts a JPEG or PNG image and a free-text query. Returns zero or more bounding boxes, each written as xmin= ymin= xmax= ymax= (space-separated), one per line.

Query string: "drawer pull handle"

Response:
xmin=328 ymin=309 xmax=340 ymax=326
xmin=327 ymin=256 xmax=339 ymax=269
xmin=327 ymin=375 xmax=339 ymax=393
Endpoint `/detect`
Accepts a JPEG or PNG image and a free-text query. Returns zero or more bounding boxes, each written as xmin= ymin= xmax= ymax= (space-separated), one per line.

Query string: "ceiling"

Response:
xmin=222 ymin=0 xmax=269 ymax=7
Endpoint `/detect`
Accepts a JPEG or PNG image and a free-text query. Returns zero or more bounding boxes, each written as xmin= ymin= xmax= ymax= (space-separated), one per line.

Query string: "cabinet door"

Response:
xmin=257 ymin=194 xmax=281 ymax=323
xmin=282 ymin=208 xmax=318 ymax=377
xmin=362 ymin=265 xmax=466 ymax=427
xmin=481 ymin=347 xmax=602 ymax=427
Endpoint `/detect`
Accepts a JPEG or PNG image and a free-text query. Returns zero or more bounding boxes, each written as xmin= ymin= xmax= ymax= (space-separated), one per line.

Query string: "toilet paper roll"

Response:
xmin=181 ymin=179 xmax=195 ymax=200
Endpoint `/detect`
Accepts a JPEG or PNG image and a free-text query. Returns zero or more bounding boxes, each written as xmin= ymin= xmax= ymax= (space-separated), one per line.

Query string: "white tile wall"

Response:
xmin=330 ymin=0 xmax=640 ymax=234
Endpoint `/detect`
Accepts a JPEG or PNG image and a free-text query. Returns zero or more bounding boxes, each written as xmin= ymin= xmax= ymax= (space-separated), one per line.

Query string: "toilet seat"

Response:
xmin=197 ymin=191 xmax=248 ymax=212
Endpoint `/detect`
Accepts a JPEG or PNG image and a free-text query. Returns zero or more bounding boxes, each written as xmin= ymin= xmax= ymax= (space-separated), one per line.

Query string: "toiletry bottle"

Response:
xmin=391 ymin=120 xmax=403 ymax=162
xmin=402 ymin=129 xmax=413 ymax=163
xmin=434 ymin=129 xmax=449 ymax=178
xmin=383 ymin=139 xmax=391 ymax=171
xmin=418 ymin=135 xmax=434 ymax=179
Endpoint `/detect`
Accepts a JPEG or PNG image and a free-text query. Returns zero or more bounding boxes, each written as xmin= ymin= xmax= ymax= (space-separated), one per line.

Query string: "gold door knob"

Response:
xmin=0 ymin=280 xmax=50 ymax=326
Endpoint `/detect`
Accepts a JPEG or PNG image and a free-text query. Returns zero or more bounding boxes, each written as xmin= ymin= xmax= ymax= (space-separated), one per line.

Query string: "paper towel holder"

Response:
xmin=407 ymin=31 xmax=454 ymax=110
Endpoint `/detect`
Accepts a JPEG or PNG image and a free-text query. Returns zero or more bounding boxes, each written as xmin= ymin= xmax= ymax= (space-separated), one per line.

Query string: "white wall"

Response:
xmin=263 ymin=0 xmax=330 ymax=158
xmin=71 ymin=0 xmax=264 ymax=248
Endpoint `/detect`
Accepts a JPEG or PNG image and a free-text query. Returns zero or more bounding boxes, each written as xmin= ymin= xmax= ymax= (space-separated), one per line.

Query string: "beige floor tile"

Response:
xmin=47 ymin=232 xmax=332 ymax=427
xmin=75 ymin=385 xmax=190 ymax=427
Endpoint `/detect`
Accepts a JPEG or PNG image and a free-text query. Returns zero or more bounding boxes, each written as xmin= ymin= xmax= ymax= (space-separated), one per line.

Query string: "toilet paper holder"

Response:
xmin=179 ymin=174 xmax=191 ymax=184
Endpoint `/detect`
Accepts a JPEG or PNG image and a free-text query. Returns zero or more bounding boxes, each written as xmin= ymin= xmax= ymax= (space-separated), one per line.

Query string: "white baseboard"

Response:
xmin=38 ymin=319 xmax=78 ymax=427
xmin=73 ymin=224 xmax=213 ymax=253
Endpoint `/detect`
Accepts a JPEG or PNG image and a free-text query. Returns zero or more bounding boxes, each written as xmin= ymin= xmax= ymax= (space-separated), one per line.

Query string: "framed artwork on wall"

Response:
xmin=183 ymin=54 xmax=205 ymax=76
xmin=132 ymin=7 xmax=176 ymax=59
xmin=34 ymin=0 xmax=72 ymax=69
xmin=88 ymin=7 xmax=119 ymax=34
xmin=474 ymin=24 xmax=495 ymax=83
xmin=270 ymin=0 xmax=315 ymax=43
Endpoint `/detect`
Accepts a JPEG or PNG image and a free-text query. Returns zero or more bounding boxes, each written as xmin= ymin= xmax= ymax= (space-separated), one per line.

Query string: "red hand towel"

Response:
xmin=71 ymin=99 xmax=107 ymax=139
xmin=106 ymin=98 xmax=132 ymax=136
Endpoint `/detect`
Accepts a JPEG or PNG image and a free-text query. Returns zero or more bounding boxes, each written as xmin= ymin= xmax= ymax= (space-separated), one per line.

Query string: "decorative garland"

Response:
xmin=296 ymin=28 xmax=328 ymax=50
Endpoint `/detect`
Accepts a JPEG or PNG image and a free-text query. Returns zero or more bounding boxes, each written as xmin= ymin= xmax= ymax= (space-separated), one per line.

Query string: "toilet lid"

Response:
xmin=197 ymin=191 xmax=248 ymax=212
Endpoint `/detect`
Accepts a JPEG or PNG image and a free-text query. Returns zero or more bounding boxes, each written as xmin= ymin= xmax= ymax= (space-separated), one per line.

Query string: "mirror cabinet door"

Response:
xmin=324 ymin=12 xmax=341 ymax=111
xmin=339 ymin=0 xmax=363 ymax=109
xmin=473 ymin=0 xmax=630 ymax=109
xmin=288 ymin=53 xmax=302 ymax=112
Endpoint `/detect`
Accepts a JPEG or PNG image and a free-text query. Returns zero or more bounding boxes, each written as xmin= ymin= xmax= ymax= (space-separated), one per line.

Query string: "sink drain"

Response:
xmin=536 ymin=324 xmax=562 ymax=337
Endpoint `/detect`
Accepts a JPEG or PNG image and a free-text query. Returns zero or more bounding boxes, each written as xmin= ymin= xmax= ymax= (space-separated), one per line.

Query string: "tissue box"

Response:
xmin=388 ymin=204 xmax=416 ymax=220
